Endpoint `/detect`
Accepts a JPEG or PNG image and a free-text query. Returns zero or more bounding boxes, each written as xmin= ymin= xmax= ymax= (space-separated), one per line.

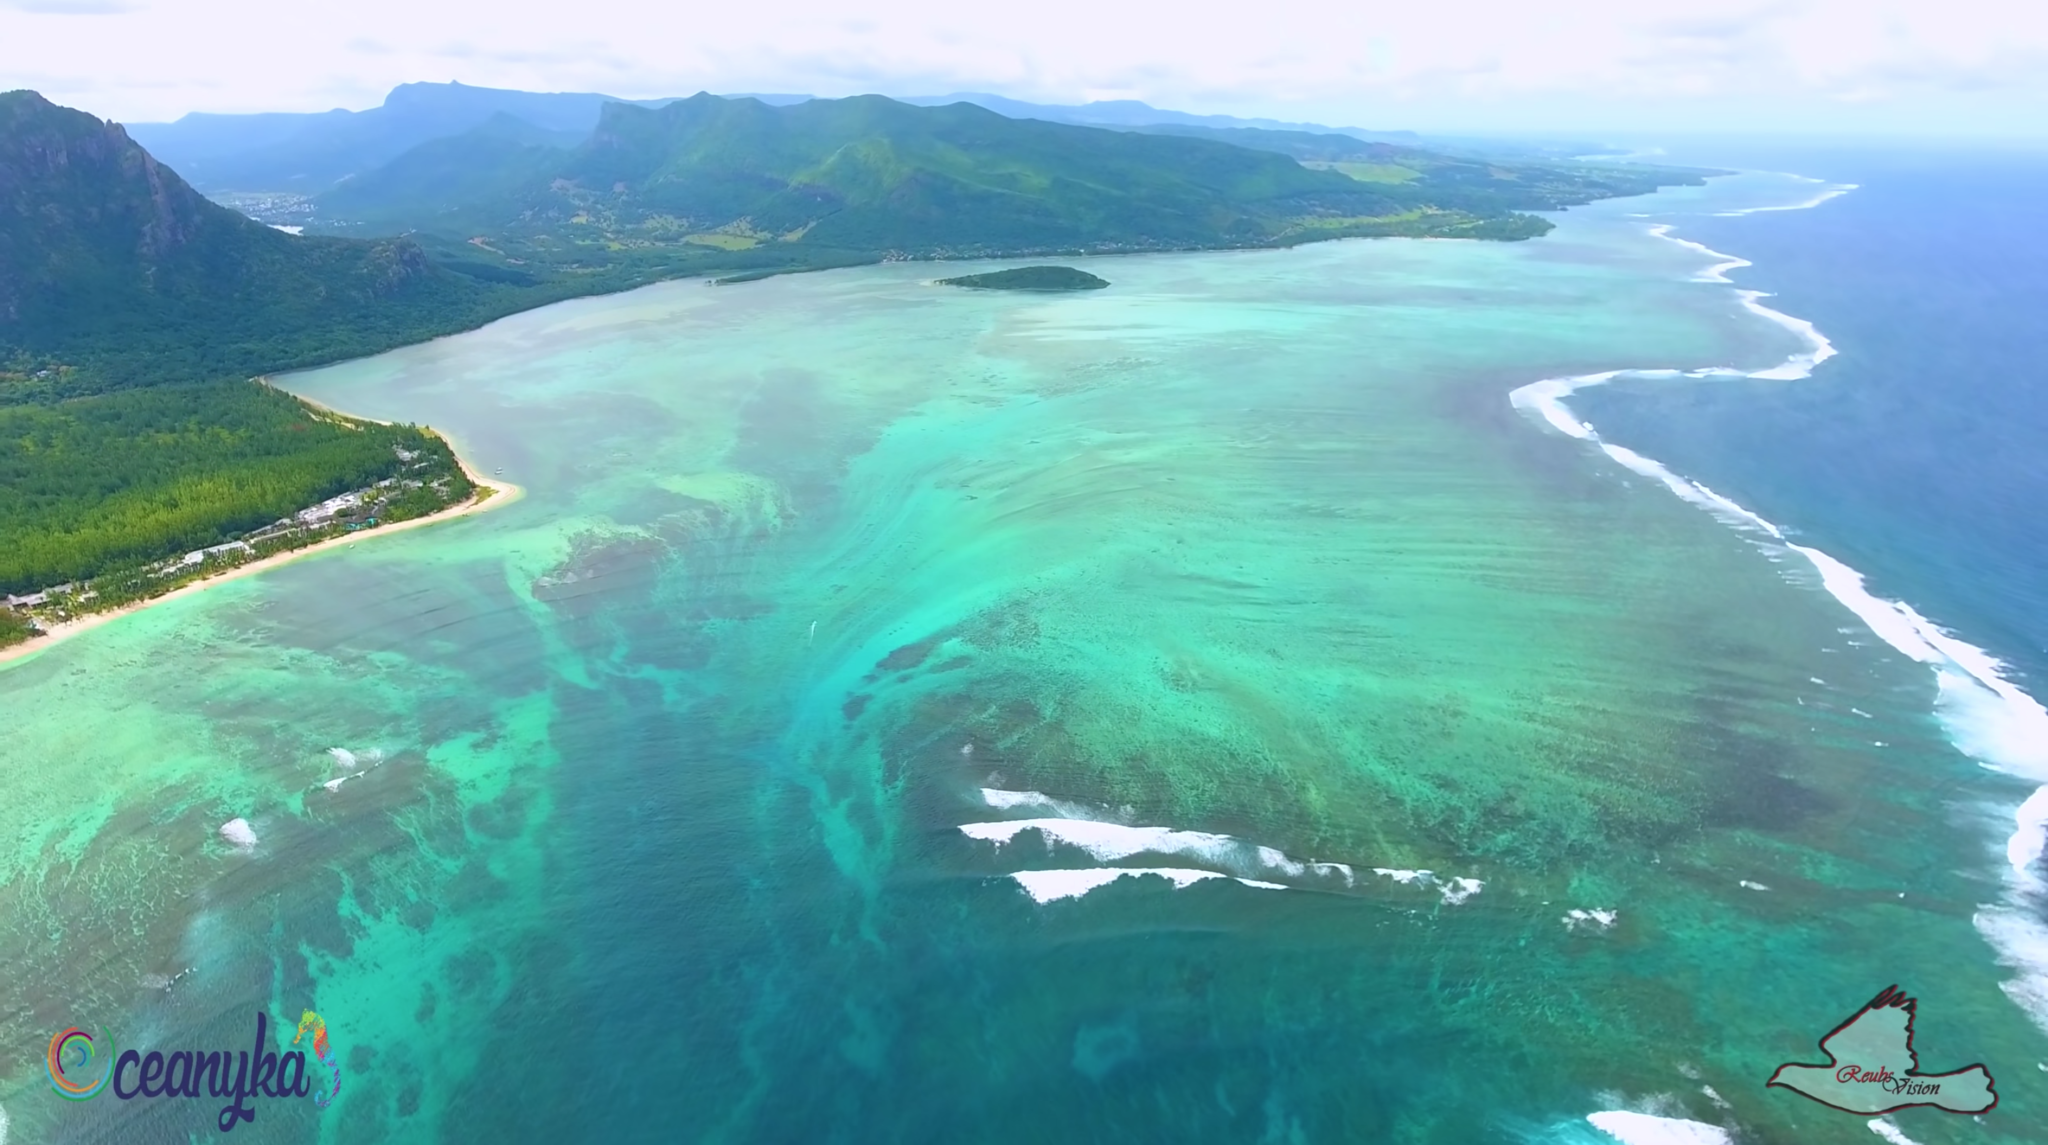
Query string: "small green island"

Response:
xmin=938 ymin=266 xmax=1110 ymax=292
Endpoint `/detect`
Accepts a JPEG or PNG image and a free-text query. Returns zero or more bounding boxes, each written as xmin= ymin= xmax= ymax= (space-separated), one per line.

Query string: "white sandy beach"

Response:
xmin=0 ymin=409 xmax=520 ymax=668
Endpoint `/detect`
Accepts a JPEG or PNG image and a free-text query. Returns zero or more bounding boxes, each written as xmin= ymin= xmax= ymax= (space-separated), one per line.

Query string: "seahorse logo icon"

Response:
xmin=293 ymin=1011 xmax=343 ymax=1109
xmin=46 ymin=1027 xmax=115 ymax=1101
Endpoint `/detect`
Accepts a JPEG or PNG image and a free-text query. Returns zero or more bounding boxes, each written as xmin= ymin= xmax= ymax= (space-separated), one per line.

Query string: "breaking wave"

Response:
xmin=1511 ymin=190 xmax=2048 ymax=1036
xmin=1585 ymin=1110 xmax=1731 ymax=1145
xmin=960 ymin=818 xmax=1354 ymax=884
xmin=1371 ymin=868 xmax=1484 ymax=905
xmin=1008 ymin=868 xmax=1286 ymax=904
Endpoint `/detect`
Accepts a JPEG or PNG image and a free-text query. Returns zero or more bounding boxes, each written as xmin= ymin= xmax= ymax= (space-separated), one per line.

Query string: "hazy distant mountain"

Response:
xmin=899 ymin=95 xmax=1618 ymax=160
xmin=0 ymin=90 xmax=514 ymax=399
xmin=127 ymin=81 xmax=682 ymax=193
xmin=899 ymin=92 xmax=1419 ymax=141
xmin=319 ymin=113 xmax=580 ymax=229
xmin=1115 ymin=123 xmax=1420 ymax=163
xmin=127 ymin=83 xmax=1616 ymax=197
xmin=318 ymin=93 xmax=1463 ymax=255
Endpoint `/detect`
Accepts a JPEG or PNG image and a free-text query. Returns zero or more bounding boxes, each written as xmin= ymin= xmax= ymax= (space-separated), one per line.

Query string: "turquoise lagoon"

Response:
xmin=1 ymin=173 xmax=2042 ymax=1144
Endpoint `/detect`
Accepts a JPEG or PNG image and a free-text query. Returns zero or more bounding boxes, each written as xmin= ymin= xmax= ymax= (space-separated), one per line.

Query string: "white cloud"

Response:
xmin=1 ymin=0 xmax=2043 ymax=134
xmin=0 ymin=0 xmax=137 ymax=12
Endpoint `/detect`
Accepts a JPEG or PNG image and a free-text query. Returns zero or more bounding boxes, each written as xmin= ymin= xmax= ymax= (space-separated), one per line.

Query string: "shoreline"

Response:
xmin=0 ymin=397 xmax=522 ymax=669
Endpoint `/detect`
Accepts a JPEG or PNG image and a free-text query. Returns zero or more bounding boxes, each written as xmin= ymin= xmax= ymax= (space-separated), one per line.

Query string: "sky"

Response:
xmin=3 ymin=0 xmax=2045 ymax=137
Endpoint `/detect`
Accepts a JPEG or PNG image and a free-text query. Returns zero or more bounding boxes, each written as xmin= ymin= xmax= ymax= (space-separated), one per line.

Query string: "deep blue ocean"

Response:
xmin=1575 ymin=141 xmax=2048 ymax=697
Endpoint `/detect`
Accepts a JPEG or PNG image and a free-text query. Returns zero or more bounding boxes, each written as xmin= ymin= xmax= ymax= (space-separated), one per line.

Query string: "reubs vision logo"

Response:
xmin=46 ymin=1011 xmax=344 ymax=1133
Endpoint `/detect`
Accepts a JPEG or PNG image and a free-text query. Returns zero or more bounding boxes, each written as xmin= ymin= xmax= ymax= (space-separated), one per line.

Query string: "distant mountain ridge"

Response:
xmin=898 ymin=92 xmax=1419 ymax=141
xmin=313 ymin=93 xmax=1578 ymax=258
xmin=303 ymin=93 xmax=1709 ymax=271
xmin=126 ymin=82 xmax=1604 ymax=196
xmin=129 ymin=81 xmax=682 ymax=192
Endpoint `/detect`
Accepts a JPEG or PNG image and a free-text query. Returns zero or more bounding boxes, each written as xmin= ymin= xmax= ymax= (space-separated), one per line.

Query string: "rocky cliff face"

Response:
xmin=1 ymin=90 xmax=439 ymax=319
xmin=0 ymin=92 xmax=222 ymax=293
xmin=1 ymin=90 xmax=484 ymax=398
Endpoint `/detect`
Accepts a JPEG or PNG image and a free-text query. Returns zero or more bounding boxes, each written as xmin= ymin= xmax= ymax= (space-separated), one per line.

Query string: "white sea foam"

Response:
xmin=1368 ymin=867 xmax=1483 ymax=904
xmin=1713 ymin=184 xmax=1857 ymax=216
xmin=1738 ymin=880 xmax=1769 ymax=892
xmin=1564 ymin=909 xmax=1618 ymax=932
xmin=1736 ymin=289 xmax=1837 ymax=378
xmin=1585 ymin=1110 xmax=1731 ymax=1145
xmin=1 ymin=1096 xmax=9 ymax=1145
xmin=1008 ymin=868 xmax=1285 ymax=904
xmin=962 ymin=818 xmax=1353 ymax=884
xmin=218 ymin=818 xmax=258 ymax=851
xmin=1372 ymin=867 xmax=1432 ymax=884
xmin=1646 ymin=225 xmax=1750 ymax=283
xmin=1441 ymin=877 xmax=1484 ymax=905
xmin=322 ymin=746 xmax=386 ymax=793
xmin=1867 ymin=1118 xmax=1925 ymax=1145
xmin=1512 ymin=188 xmax=2048 ymax=1035
xmin=2010 ymin=786 xmax=2048 ymax=882
xmin=1973 ymin=905 xmax=2048 ymax=1038
xmin=979 ymin=788 xmax=1101 ymax=821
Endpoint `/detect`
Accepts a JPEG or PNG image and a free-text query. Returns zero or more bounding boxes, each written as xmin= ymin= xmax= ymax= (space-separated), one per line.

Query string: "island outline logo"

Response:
xmin=42 ymin=1009 xmax=345 ymax=1133
xmin=1767 ymin=984 xmax=1997 ymax=1117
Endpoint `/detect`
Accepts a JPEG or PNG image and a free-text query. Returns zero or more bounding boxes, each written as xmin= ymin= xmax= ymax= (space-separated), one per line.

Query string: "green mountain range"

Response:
xmin=313 ymin=94 xmax=1708 ymax=260
xmin=122 ymin=82 xmax=1569 ymax=198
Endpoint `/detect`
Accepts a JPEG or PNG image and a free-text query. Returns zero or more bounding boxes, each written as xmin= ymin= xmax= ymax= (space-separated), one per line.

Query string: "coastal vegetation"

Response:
xmin=0 ymin=381 xmax=478 ymax=651
xmin=938 ymin=266 xmax=1109 ymax=291
xmin=0 ymin=89 xmax=504 ymax=640
xmin=0 ymin=379 xmax=470 ymax=595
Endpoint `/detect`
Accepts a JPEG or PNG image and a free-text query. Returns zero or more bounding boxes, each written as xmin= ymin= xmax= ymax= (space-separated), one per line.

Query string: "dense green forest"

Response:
xmin=0 ymin=379 xmax=466 ymax=595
